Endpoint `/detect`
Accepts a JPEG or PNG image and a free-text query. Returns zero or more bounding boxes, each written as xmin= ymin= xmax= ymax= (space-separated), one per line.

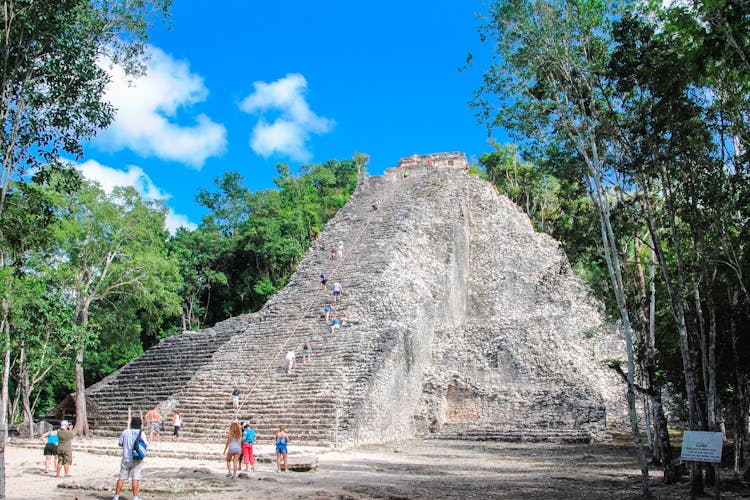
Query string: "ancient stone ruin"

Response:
xmin=86 ymin=152 xmax=628 ymax=446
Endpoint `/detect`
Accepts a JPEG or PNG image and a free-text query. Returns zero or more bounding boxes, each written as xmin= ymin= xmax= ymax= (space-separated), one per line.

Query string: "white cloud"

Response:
xmin=240 ymin=73 xmax=334 ymax=161
xmin=77 ymin=159 xmax=197 ymax=234
xmin=98 ymin=46 xmax=227 ymax=168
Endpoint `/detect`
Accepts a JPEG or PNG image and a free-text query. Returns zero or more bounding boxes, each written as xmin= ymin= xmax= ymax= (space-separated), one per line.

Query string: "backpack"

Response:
xmin=132 ymin=430 xmax=147 ymax=460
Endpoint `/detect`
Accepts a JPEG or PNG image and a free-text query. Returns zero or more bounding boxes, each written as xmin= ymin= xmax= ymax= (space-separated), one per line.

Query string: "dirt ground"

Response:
xmin=5 ymin=438 xmax=749 ymax=499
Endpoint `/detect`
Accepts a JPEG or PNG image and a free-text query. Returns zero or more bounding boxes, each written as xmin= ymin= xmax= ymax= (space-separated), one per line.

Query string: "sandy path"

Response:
xmin=5 ymin=438 xmax=748 ymax=499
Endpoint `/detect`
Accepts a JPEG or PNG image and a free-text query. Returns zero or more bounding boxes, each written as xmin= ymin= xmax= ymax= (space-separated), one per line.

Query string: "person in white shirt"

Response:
xmin=285 ymin=350 xmax=296 ymax=374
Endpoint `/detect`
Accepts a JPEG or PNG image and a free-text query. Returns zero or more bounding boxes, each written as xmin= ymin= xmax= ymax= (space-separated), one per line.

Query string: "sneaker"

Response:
xmin=225 ymin=472 xmax=232 ymax=477
xmin=231 ymin=475 xmax=236 ymax=480
xmin=112 ymin=496 xmax=120 ymax=500
xmin=133 ymin=497 xmax=141 ymax=500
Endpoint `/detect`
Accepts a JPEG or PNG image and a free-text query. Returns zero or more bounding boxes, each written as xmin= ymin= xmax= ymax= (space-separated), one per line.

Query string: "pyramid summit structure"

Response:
xmin=85 ymin=152 xmax=628 ymax=446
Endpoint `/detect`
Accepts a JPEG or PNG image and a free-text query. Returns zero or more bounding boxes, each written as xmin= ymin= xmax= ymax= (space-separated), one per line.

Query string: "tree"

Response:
xmin=479 ymin=142 xmax=562 ymax=233
xmin=475 ymin=1 xmax=750 ymax=494
xmin=474 ymin=0 xmax=653 ymax=494
xmin=0 ymin=0 xmax=170 ymax=493
xmin=0 ymin=0 xmax=171 ymax=215
xmin=50 ymin=181 xmax=180 ymax=435
xmin=172 ymin=157 xmax=362 ymax=329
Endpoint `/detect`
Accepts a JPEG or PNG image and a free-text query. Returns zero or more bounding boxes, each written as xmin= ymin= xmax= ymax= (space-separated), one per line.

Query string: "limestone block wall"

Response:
xmin=339 ymin=175 xmax=472 ymax=444
xmin=410 ymin=168 xmax=628 ymax=440
xmin=397 ymin=152 xmax=468 ymax=170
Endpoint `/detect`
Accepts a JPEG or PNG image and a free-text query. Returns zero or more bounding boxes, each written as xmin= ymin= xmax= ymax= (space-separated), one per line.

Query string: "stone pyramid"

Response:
xmin=86 ymin=152 xmax=627 ymax=446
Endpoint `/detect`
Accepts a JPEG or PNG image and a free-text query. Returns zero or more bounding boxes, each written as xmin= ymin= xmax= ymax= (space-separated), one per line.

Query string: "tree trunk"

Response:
xmin=73 ymin=303 xmax=90 ymax=436
xmin=641 ymin=184 xmax=703 ymax=494
xmin=590 ymin=177 xmax=651 ymax=497
xmin=0 ymin=314 xmax=10 ymax=499
xmin=634 ymin=239 xmax=677 ymax=481
xmin=729 ymin=288 xmax=749 ymax=479
xmin=18 ymin=343 xmax=32 ymax=439
xmin=73 ymin=348 xmax=89 ymax=436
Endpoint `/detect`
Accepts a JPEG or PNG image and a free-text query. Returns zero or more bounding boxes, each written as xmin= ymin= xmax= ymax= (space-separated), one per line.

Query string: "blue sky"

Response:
xmin=79 ymin=1 xmax=506 ymax=232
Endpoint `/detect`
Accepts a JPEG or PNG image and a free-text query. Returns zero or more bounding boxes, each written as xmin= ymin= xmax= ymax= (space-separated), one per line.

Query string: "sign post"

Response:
xmin=680 ymin=431 xmax=723 ymax=500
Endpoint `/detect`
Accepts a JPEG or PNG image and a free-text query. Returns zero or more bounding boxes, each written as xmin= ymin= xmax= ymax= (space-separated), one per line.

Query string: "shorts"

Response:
xmin=43 ymin=443 xmax=58 ymax=456
xmin=173 ymin=425 xmax=181 ymax=437
xmin=150 ymin=422 xmax=160 ymax=433
xmin=332 ymin=290 xmax=340 ymax=296
xmin=118 ymin=457 xmax=144 ymax=480
xmin=232 ymin=396 xmax=240 ymax=406
xmin=57 ymin=450 xmax=72 ymax=465
xmin=276 ymin=445 xmax=288 ymax=454
xmin=302 ymin=348 xmax=309 ymax=356
xmin=321 ymin=279 xmax=327 ymax=285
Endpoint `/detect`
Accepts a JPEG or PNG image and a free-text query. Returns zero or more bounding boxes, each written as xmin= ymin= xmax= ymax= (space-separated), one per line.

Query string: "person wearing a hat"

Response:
xmin=55 ymin=420 xmax=75 ymax=477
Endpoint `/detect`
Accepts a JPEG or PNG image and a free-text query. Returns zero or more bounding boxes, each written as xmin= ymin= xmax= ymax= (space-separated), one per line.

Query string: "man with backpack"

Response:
xmin=113 ymin=416 xmax=148 ymax=500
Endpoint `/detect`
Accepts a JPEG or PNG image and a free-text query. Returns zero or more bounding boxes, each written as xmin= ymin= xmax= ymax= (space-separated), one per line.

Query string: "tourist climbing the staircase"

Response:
xmin=275 ymin=426 xmax=290 ymax=473
xmin=285 ymin=350 xmax=296 ymax=374
xmin=323 ymin=303 xmax=334 ymax=323
xmin=331 ymin=281 xmax=343 ymax=303
xmin=329 ymin=316 xmax=342 ymax=334
xmin=371 ymin=199 xmax=380 ymax=210
xmin=330 ymin=246 xmax=338 ymax=260
xmin=241 ymin=422 xmax=257 ymax=472
xmin=222 ymin=422 xmax=242 ymax=479
xmin=319 ymin=272 xmax=328 ymax=289
xmin=231 ymin=387 xmax=242 ymax=409
xmin=302 ymin=342 xmax=312 ymax=363
xmin=337 ymin=240 xmax=344 ymax=259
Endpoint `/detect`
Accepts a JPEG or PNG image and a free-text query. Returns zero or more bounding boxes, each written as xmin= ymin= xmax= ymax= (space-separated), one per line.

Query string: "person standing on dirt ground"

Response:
xmin=40 ymin=425 xmax=59 ymax=474
xmin=337 ymin=241 xmax=344 ymax=259
xmin=55 ymin=420 xmax=74 ymax=477
xmin=223 ymin=422 xmax=242 ymax=479
xmin=275 ymin=426 xmax=290 ymax=473
xmin=172 ymin=411 xmax=182 ymax=442
xmin=241 ymin=422 xmax=257 ymax=472
xmin=112 ymin=416 xmax=147 ymax=500
xmin=144 ymin=406 xmax=163 ymax=443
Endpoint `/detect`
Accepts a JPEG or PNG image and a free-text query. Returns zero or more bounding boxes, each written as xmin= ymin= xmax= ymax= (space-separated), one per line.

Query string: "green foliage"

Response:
xmin=0 ymin=0 xmax=171 ymax=193
xmin=171 ymin=157 xmax=360 ymax=329
xmin=476 ymin=0 xmax=750 ymax=459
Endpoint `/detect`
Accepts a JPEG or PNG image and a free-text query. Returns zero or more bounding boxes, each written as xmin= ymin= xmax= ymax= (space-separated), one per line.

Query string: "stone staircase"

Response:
xmin=86 ymin=153 xmax=627 ymax=447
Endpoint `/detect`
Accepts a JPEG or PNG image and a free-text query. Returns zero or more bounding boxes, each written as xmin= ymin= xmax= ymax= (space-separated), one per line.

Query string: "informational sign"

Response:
xmin=680 ymin=431 xmax=724 ymax=463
